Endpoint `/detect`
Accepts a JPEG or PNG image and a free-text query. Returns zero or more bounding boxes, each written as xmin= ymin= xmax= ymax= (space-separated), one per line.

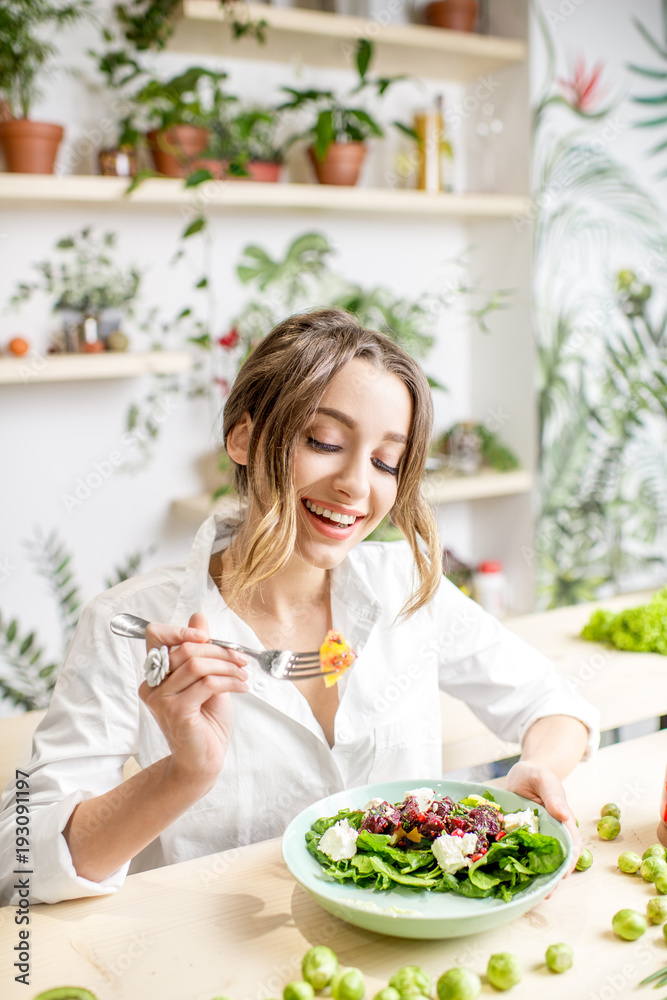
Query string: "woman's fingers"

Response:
xmin=145 ymin=620 xmax=208 ymax=652
xmin=139 ymin=670 xmax=248 ymax=711
xmin=168 ymin=641 xmax=248 ymax=672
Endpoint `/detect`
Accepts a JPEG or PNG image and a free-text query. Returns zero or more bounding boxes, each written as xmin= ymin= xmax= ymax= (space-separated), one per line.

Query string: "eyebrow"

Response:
xmin=316 ymin=407 xmax=408 ymax=445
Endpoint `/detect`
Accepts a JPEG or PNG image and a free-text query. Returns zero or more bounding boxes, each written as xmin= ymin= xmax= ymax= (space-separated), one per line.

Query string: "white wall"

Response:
xmin=0 ymin=1 xmax=532 ymax=710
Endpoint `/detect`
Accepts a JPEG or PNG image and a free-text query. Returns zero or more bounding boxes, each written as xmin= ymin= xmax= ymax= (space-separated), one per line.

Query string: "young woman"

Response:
xmin=0 ymin=310 xmax=598 ymax=905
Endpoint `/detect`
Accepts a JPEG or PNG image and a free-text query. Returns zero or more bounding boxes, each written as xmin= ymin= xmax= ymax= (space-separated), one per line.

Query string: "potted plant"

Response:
xmin=207 ymin=107 xmax=285 ymax=182
xmin=9 ymin=228 xmax=142 ymax=353
xmin=279 ymin=40 xmax=406 ymax=186
xmin=0 ymin=0 xmax=92 ymax=173
xmin=130 ymin=66 xmax=235 ymax=178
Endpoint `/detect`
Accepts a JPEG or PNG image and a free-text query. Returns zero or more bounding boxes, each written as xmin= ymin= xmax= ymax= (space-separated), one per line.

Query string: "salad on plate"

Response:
xmin=305 ymin=786 xmax=566 ymax=902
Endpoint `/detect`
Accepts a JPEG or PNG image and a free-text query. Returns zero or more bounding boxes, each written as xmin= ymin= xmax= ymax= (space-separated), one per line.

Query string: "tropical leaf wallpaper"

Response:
xmin=533 ymin=1 xmax=667 ymax=608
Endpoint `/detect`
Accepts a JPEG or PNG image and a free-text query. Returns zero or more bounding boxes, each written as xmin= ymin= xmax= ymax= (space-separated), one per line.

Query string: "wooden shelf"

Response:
xmin=0 ymin=173 xmax=530 ymax=219
xmin=170 ymin=1 xmax=527 ymax=81
xmin=0 ymin=350 xmax=193 ymax=385
xmin=172 ymin=469 xmax=533 ymax=523
xmin=422 ymin=467 xmax=533 ymax=503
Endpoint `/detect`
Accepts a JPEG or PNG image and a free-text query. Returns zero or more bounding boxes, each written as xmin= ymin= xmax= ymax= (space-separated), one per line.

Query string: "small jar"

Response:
xmin=473 ymin=560 xmax=508 ymax=619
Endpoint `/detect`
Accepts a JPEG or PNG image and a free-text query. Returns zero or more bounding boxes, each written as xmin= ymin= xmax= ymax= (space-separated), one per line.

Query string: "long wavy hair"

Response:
xmin=222 ymin=309 xmax=441 ymax=618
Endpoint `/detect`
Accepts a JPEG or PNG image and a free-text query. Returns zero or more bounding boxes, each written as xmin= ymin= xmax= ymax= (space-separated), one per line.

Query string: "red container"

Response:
xmin=658 ymin=767 xmax=667 ymax=847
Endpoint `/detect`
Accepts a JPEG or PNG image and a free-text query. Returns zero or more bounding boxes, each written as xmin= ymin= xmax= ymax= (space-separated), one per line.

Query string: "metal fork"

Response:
xmin=109 ymin=613 xmax=324 ymax=680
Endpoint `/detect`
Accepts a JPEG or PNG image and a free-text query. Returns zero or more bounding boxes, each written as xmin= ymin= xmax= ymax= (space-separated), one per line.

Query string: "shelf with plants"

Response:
xmin=169 ymin=1 xmax=527 ymax=81
xmin=0 ymin=174 xmax=530 ymax=218
xmin=172 ymin=469 xmax=534 ymax=524
xmin=0 ymin=350 xmax=193 ymax=385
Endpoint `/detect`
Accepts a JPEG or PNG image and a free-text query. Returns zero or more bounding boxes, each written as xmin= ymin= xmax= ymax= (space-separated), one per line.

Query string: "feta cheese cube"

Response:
xmin=318 ymin=819 xmax=359 ymax=861
xmin=503 ymin=808 xmax=539 ymax=834
xmin=405 ymin=787 xmax=435 ymax=813
xmin=432 ymin=832 xmax=478 ymax=873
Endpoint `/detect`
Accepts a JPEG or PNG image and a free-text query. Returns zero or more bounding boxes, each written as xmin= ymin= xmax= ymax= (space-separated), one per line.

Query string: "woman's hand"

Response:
xmin=505 ymin=760 xmax=582 ymax=876
xmin=140 ymin=612 xmax=249 ymax=792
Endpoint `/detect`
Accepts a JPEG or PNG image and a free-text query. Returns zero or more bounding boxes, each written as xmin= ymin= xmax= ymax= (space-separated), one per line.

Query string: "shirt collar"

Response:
xmin=171 ymin=513 xmax=383 ymax=646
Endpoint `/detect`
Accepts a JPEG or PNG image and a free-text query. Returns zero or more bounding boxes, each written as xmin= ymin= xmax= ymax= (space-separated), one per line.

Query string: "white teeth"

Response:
xmin=303 ymin=500 xmax=357 ymax=526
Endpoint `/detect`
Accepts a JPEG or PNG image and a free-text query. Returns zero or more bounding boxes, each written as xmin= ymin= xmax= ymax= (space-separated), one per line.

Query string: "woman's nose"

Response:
xmin=333 ymin=451 xmax=370 ymax=501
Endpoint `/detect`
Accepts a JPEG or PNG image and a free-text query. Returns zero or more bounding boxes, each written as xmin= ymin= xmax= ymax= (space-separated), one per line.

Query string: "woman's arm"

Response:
xmin=505 ymin=715 xmax=588 ymax=870
xmin=63 ymin=754 xmax=212 ymax=883
xmin=64 ymin=612 xmax=249 ymax=883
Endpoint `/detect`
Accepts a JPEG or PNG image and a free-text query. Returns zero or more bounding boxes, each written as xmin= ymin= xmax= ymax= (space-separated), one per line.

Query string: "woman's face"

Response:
xmin=291 ymin=357 xmax=413 ymax=571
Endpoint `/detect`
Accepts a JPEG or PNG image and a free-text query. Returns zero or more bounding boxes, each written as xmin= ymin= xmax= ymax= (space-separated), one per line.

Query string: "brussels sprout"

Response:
xmin=331 ymin=968 xmax=365 ymax=1000
xmin=32 ymin=991 xmax=99 ymax=1000
xmin=612 ymin=909 xmax=647 ymax=940
xmin=284 ymin=983 xmax=315 ymax=1000
xmin=647 ymin=897 xmax=667 ymax=925
xmin=302 ymin=946 xmax=339 ymax=990
xmin=436 ymin=967 xmax=482 ymax=1000
xmin=575 ymin=849 xmax=593 ymax=871
xmin=486 ymin=953 xmax=522 ymax=991
xmin=545 ymin=943 xmax=574 ymax=974
xmin=641 ymin=857 xmax=667 ymax=883
xmin=373 ymin=990 xmax=401 ymax=1000
xmin=618 ymin=851 xmax=642 ymax=873
xmin=600 ymin=803 xmax=621 ymax=820
xmin=597 ymin=816 xmax=621 ymax=840
xmin=642 ymin=844 xmax=667 ymax=862
xmin=389 ymin=966 xmax=431 ymax=999
xmin=664 ymin=924 xmax=667 ymax=945
xmin=656 ymin=873 xmax=667 ymax=895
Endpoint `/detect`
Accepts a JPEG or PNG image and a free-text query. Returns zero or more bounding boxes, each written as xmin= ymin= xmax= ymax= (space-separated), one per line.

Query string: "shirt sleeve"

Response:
xmin=431 ymin=577 xmax=600 ymax=759
xmin=0 ymin=595 xmax=141 ymax=905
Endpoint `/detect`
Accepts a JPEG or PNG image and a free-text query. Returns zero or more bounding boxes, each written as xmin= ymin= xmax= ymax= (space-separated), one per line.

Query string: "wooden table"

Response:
xmin=3 ymin=729 xmax=667 ymax=1000
xmin=440 ymin=590 xmax=666 ymax=770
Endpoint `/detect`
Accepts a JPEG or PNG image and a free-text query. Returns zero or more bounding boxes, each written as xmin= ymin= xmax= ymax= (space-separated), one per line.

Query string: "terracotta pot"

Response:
xmin=246 ymin=161 xmax=282 ymax=183
xmin=425 ymin=0 xmax=478 ymax=31
xmin=0 ymin=119 xmax=64 ymax=173
xmin=307 ymin=143 xmax=366 ymax=186
xmin=146 ymin=125 xmax=210 ymax=178
xmin=189 ymin=157 xmax=227 ymax=180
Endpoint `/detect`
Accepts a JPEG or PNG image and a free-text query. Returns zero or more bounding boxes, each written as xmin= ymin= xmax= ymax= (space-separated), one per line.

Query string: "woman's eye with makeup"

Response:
xmin=372 ymin=457 xmax=400 ymax=476
xmin=307 ymin=436 xmax=340 ymax=453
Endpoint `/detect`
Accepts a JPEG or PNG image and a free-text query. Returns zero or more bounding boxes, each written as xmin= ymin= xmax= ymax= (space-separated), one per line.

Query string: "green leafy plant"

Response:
xmin=130 ymin=65 xmax=235 ymax=133
xmin=279 ymin=39 xmax=407 ymax=161
xmin=9 ymin=227 xmax=142 ymax=315
xmin=112 ymin=0 xmax=267 ymax=49
xmin=628 ymin=3 xmax=667 ymax=180
xmin=0 ymin=0 xmax=92 ymax=119
xmin=532 ymin=5 xmax=667 ymax=608
xmin=207 ymin=106 xmax=285 ymax=173
xmin=0 ymin=535 xmax=150 ymax=711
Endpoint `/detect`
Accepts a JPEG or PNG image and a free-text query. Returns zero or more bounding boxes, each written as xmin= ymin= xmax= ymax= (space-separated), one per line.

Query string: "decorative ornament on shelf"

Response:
xmin=8 ymin=228 xmax=142 ymax=354
xmin=432 ymin=422 xmax=520 ymax=475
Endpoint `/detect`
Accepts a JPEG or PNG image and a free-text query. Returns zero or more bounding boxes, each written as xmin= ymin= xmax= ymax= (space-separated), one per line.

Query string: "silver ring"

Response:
xmin=144 ymin=645 xmax=170 ymax=687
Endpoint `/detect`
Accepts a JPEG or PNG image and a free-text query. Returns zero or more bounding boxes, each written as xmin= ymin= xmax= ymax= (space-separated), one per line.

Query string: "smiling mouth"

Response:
xmin=302 ymin=498 xmax=359 ymax=529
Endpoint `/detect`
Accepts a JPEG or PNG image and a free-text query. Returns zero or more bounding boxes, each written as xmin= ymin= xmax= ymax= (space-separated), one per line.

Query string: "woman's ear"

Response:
xmin=226 ymin=412 xmax=253 ymax=465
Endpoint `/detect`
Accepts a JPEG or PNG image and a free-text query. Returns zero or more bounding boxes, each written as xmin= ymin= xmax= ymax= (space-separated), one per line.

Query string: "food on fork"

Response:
xmin=319 ymin=630 xmax=357 ymax=687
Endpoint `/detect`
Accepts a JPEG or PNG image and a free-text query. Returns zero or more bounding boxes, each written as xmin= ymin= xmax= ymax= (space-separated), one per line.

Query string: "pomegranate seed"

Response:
xmin=471 ymin=852 xmax=483 ymax=862
xmin=496 ymin=830 xmax=507 ymax=840
xmin=451 ymin=829 xmax=464 ymax=837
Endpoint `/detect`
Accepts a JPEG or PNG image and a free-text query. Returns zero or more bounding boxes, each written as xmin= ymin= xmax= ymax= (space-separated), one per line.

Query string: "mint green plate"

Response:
xmin=281 ymin=779 xmax=573 ymax=940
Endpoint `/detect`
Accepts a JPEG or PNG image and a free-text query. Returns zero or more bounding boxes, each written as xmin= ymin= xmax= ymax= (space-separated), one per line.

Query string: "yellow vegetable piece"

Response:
xmin=319 ymin=630 xmax=357 ymax=687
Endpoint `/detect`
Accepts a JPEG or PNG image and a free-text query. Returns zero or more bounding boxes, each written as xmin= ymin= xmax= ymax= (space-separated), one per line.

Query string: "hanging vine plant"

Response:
xmin=112 ymin=0 xmax=267 ymax=50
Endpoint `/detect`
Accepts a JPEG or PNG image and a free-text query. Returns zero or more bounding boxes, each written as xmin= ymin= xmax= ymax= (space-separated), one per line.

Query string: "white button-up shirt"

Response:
xmin=0 ymin=514 xmax=599 ymax=905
